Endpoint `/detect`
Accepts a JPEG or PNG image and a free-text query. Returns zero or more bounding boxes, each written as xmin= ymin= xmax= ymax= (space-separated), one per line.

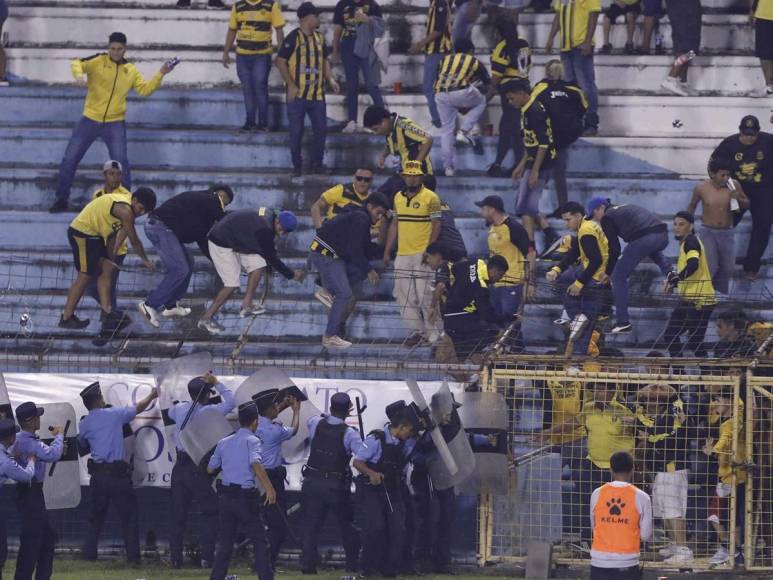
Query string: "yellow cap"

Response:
xmin=401 ymin=160 xmax=424 ymax=176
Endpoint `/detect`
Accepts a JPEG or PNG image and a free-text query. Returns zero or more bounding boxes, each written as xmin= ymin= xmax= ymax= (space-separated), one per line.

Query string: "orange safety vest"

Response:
xmin=591 ymin=483 xmax=641 ymax=555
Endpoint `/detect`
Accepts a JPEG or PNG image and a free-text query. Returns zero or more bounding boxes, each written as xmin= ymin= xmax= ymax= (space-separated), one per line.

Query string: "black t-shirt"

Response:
xmin=521 ymin=100 xmax=557 ymax=170
xmin=333 ymin=0 xmax=382 ymax=37
xmin=711 ymin=131 xmax=773 ymax=192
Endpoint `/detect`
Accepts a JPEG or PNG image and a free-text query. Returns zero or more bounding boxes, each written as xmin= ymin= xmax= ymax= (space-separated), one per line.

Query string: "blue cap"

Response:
xmin=15 ymin=402 xmax=44 ymax=423
xmin=277 ymin=210 xmax=298 ymax=233
xmin=586 ymin=196 xmax=610 ymax=217
xmin=330 ymin=392 xmax=351 ymax=411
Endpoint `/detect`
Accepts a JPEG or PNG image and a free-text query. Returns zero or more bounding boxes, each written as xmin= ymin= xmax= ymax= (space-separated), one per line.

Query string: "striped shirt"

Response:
xmin=554 ymin=0 xmax=602 ymax=52
xmin=229 ymin=0 xmax=285 ymax=56
xmin=386 ymin=114 xmax=434 ymax=175
xmin=490 ymin=38 xmax=532 ymax=81
xmin=425 ymin=0 xmax=453 ymax=55
xmin=278 ymin=28 xmax=331 ymax=101
xmin=433 ymin=52 xmax=490 ymax=92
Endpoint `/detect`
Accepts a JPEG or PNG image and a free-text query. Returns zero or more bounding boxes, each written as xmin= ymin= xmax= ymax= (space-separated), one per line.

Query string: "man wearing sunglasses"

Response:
xmin=310 ymin=167 xmax=376 ymax=228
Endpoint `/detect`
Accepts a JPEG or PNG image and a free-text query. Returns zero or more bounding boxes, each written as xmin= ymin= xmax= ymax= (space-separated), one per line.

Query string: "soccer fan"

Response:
xmin=222 ymin=0 xmax=285 ymax=132
xmin=660 ymin=0 xmax=701 ymax=96
xmin=310 ymin=167 xmax=376 ymax=228
xmin=51 ymin=33 xmax=174 ymax=212
xmin=275 ymin=2 xmax=340 ymax=177
xmin=599 ymin=0 xmax=641 ymax=55
xmin=752 ymin=0 xmax=773 ymax=97
xmin=687 ymin=157 xmax=749 ymax=294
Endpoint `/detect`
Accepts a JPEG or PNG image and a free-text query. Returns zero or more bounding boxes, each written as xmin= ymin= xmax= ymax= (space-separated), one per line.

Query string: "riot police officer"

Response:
xmin=13 ymin=402 xmax=64 ymax=580
xmin=208 ymin=401 xmax=276 ymax=580
xmin=0 ymin=418 xmax=36 ymax=579
xmin=168 ymin=373 xmax=235 ymax=569
xmin=300 ymin=392 xmax=362 ymax=574
xmin=77 ymin=381 xmax=158 ymax=564
xmin=352 ymin=401 xmax=420 ymax=578
xmin=253 ymin=388 xmax=301 ymax=568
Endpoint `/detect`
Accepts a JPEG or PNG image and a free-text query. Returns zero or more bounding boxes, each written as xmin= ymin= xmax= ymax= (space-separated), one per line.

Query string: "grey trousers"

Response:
xmin=698 ymin=224 xmax=735 ymax=294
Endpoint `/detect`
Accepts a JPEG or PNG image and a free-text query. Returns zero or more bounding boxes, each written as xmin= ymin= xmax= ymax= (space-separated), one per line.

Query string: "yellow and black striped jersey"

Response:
xmin=229 ymin=0 xmax=285 ymax=56
xmin=490 ymin=38 xmax=532 ymax=81
xmin=553 ymin=0 xmax=602 ymax=52
xmin=386 ymin=114 xmax=434 ymax=175
xmin=433 ymin=53 xmax=490 ymax=92
xmin=425 ymin=0 xmax=453 ymax=55
xmin=278 ymin=28 xmax=331 ymax=101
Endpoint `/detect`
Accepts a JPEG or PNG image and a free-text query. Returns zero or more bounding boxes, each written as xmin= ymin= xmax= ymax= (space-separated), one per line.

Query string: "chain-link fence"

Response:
xmin=479 ymin=355 xmax=771 ymax=572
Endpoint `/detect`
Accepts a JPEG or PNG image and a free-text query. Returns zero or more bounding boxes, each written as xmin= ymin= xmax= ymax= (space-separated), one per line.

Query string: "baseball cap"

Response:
xmin=297 ymin=2 xmax=318 ymax=19
xmin=330 ymin=392 xmax=351 ymax=412
xmin=277 ymin=210 xmax=298 ymax=233
xmin=474 ymin=195 xmax=505 ymax=212
xmin=740 ymin=115 xmax=760 ymax=135
xmin=103 ymin=160 xmax=123 ymax=173
xmin=15 ymin=402 xmax=44 ymax=423
xmin=187 ymin=377 xmax=212 ymax=401
xmin=0 ymin=419 xmax=19 ymax=439
xmin=586 ymin=196 xmax=610 ymax=217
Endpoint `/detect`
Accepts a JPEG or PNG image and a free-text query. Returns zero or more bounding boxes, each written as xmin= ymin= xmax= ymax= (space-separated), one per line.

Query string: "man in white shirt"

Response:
xmin=589 ymin=451 xmax=653 ymax=579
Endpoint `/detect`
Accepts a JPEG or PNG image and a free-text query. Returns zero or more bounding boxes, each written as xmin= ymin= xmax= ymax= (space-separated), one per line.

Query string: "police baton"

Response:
xmin=355 ymin=396 xmax=367 ymax=439
xmin=48 ymin=419 xmax=71 ymax=477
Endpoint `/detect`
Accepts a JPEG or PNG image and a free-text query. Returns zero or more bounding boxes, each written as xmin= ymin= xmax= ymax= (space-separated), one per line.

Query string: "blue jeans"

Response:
xmin=452 ymin=1 xmax=478 ymax=47
xmin=564 ymin=280 xmax=604 ymax=356
xmin=310 ymin=252 xmax=354 ymax=337
xmin=611 ymin=230 xmax=671 ymax=324
xmin=423 ymin=53 xmax=445 ymax=126
xmin=341 ymin=37 xmax=384 ymax=123
xmin=489 ymin=284 xmax=526 ymax=351
xmin=236 ymin=53 xmax=271 ymax=127
xmin=287 ymin=99 xmax=327 ymax=170
xmin=144 ymin=218 xmax=194 ymax=310
xmin=55 ymin=117 xmax=130 ymax=202
xmin=561 ymin=49 xmax=598 ymax=127
xmin=87 ymin=253 xmax=124 ymax=311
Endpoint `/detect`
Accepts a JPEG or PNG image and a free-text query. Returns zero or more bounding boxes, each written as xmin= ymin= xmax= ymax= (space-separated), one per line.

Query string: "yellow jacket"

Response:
xmin=71 ymin=54 xmax=163 ymax=123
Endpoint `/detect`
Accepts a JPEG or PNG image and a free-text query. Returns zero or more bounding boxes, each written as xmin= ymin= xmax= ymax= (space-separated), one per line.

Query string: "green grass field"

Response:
xmin=16 ymin=558 xmax=522 ymax=580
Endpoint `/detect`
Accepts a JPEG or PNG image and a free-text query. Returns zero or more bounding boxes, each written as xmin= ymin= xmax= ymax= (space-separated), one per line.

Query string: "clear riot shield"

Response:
xmin=0 ymin=374 xmax=12 ymax=420
xmin=235 ymin=368 xmax=319 ymax=464
xmin=424 ymin=382 xmax=475 ymax=491
xmin=178 ymin=410 xmax=234 ymax=467
xmin=151 ymin=352 xmax=215 ymax=457
xmin=40 ymin=402 xmax=81 ymax=509
xmin=455 ymin=391 xmax=510 ymax=495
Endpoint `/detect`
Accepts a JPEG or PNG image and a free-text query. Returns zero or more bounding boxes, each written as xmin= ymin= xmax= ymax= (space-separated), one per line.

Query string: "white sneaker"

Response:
xmin=342 ymin=120 xmax=360 ymax=134
xmin=240 ymin=304 xmax=267 ymax=317
xmin=322 ymin=335 xmax=352 ymax=349
xmin=197 ymin=318 xmax=225 ymax=335
xmin=661 ymin=76 xmax=689 ymax=96
xmin=658 ymin=544 xmax=677 ymax=557
xmin=709 ymin=546 xmax=730 ymax=565
xmin=161 ymin=303 xmax=192 ymax=317
xmin=455 ymin=129 xmax=476 ymax=147
xmin=444 ymin=167 xmax=456 ymax=177
xmin=137 ymin=301 xmax=160 ymax=328
xmin=314 ymin=286 xmax=334 ymax=309
xmin=663 ymin=546 xmax=693 ymax=564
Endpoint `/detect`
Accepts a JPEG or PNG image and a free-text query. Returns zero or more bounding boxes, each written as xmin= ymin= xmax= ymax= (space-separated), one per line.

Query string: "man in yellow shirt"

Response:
xmin=222 ymin=0 xmax=285 ymax=132
xmin=752 ymin=0 xmax=773 ymax=97
xmin=310 ymin=167 xmax=375 ymax=227
xmin=60 ymin=187 xmax=156 ymax=335
xmin=51 ymin=32 xmax=175 ymax=213
xmin=85 ymin=160 xmax=131 ymax=313
xmin=383 ymin=161 xmax=442 ymax=347
xmin=545 ymin=0 xmax=601 ymax=135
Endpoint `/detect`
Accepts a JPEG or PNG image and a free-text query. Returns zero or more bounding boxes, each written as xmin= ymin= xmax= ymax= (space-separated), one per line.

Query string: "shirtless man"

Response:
xmin=687 ymin=157 xmax=749 ymax=294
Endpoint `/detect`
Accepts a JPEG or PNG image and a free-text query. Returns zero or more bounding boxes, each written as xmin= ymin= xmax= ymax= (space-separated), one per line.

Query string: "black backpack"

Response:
xmin=535 ymin=79 xmax=588 ymax=150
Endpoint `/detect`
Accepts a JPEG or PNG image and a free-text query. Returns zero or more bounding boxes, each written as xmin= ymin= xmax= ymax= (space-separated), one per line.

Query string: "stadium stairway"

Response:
xmin=1 ymin=0 xmax=772 ymax=365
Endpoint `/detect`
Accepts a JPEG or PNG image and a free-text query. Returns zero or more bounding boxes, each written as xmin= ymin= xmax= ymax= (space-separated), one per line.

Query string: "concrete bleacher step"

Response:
xmin=5 ymin=47 xmax=767 ymax=96
xmin=0 ymin=125 xmax=721 ymax=176
xmin=2 ymin=87 xmax=767 ymax=140
xmin=0 ymin=292 xmax=757 ymax=346
xmin=6 ymin=7 xmax=754 ymax=54
xmin=0 ymin=164 xmax=701 ymax=209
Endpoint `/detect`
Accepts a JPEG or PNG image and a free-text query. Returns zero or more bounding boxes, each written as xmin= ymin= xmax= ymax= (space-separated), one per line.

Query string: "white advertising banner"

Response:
xmin=3 ymin=373 xmax=456 ymax=491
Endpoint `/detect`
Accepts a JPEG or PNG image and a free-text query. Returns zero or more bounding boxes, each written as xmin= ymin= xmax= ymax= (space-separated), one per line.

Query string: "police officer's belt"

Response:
xmin=302 ymin=465 xmax=348 ymax=480
xmin=88 ymin=460 xmax=131 ymax=476
xmin=310 ymin=237 xmax=338 ymax=259
xmin=218 ymin=482 xmax=259 ymax=495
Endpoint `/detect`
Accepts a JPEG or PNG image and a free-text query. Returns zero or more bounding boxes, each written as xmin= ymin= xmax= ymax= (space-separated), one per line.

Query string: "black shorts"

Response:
xmin=67 ymin=227 xmax=106 ymax=275
xmin=756 ymin=18 xmax=773 ymax=61
xmin=666 ymin=0 xmax=701 ymax=55
xmin=605 ymin=1 xmax=640 ymax=22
